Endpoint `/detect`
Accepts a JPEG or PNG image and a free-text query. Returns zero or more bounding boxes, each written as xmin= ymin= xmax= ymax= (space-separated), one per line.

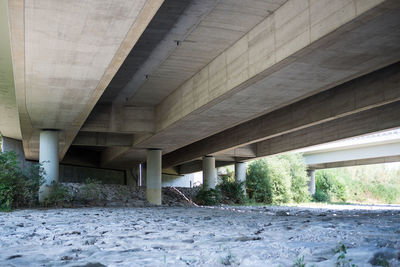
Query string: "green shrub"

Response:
xmin=43 ymin=181 xmax=71 ymax=206
xmin=267 ymin=158 xmax=292 ymax=204
xmin=217 ymin=171 xmax=245 ymax=204
xmin=247 ymin=159 xmax=271 ymax=203
xmin=313 ymin=190 xmax=329 ymax=202
xmin=247 ymin=154 xmax=309 ymax=204
xmin=281 ymin=154 xmax=310 ymax=203
xmin=194 ymin=188 xmax=221 ymax=206
xmin=314 ymin=171 xmax=347 ymax=202
xmin=0 ymin=151 xmax=44 ymax=211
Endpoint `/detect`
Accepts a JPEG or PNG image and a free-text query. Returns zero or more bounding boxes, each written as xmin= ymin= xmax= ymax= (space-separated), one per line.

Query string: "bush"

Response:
xmin=314 ymin=171 xmax=347 ymax=202
xmin=43 ymin=181 xmax=71 ymax=206
xmin=194 ymin=188 xmax=221 ymax=206
xmin=217 ymin=171 xmax=245 ymax=204
xmin=246 ymin=159 xmax=272 ymax=203
xmin=247 ymin=154 xmax=309 ymax=205
xmin=282 ymin=154 xmax=310 ymax=203
xmin=0 ymin=151 xmax=44 ymax=211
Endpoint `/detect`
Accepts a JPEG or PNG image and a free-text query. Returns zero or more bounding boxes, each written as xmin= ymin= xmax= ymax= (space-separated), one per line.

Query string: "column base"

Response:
xmin=146 ymin=188 xmax=162 ymax=205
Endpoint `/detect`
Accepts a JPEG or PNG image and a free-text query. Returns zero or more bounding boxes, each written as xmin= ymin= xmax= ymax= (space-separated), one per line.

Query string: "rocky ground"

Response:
xmin=1 ymin=204 xmax=399 ymax=267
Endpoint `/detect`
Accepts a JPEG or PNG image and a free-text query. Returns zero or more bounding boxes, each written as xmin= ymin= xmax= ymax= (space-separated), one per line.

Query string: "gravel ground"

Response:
xmin=1 ymin=204 xmax=399 ymax=267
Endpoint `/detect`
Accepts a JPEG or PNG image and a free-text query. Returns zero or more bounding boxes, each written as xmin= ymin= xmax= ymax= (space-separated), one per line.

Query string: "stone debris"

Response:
xmin=0 ymin=204 xmax=399 ymax=266
xmin=62 ymin=183 xmax=199 ymax=207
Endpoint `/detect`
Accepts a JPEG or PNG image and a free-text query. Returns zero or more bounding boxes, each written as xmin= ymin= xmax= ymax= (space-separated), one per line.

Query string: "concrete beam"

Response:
xmin=162 ymin=62 xmax=400 ymax=168
xmin=81 ymin=105 xmax=154 ymax=134
xmin=155 ymin=0 xmax=391 ymax=133
xmin=256 ymin=101 xmax=400 ymax=158
xmin=179 ymin=160 xmax=234 ymax=175
xmin=0 ymin=1 xmax=20 ymax=140
xmin=304 ymin=141 xmax=400 ymax=166
xmin=8 ymin=0 xmax=163 ymax=160
xmin=72 ymin=132 xmax=134 ymax=147
xmin=102 ymin=1 xmax=400 ymax=166
xmin=309 ymin=155 xmax=400 ymax=170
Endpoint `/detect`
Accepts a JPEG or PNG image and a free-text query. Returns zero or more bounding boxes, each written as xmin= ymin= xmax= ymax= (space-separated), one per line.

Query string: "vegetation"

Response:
xmin=314 ymin=171 xmax=346 ymax=202
xmin=0 ymin=147 xmax=105 ymax=210
xmin=217 ymin=171 xmax=245 ymax=204
xmin=334 ymin=242 xmax=357 ymax=267
xmin=0 ymin=151 xmax=44 ymax=211
xmin=42 ymin=181 xmax=71 ymax=206
xmin=314 ymin=165 xmax=400 ymax=204
xmin=194 ymin=188 xmax=221 ymax=206
xmin=194 ymin=171 xmax=244 ymax=206
xmin=79 ymin=178 xmax=102 ymax=203
xmin=247 ymin=154 xmax=310 ymax=205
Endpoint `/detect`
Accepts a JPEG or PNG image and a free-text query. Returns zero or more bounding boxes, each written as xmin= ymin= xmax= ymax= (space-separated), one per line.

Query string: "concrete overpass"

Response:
xmin=1 ymin=0 xmax=400 ymax=204
xmin=303 ymin=129 xmax=400 ymax=169
xmin=301 ymin=129 xmax=400 ymax=194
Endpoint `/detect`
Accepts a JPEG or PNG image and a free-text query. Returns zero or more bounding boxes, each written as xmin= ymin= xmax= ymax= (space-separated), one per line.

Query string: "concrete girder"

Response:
xmin=105 ymin=0 xmax=400 ymax=166
xmin=162 ymin=62 xmax=400 ymax=168
xmin=0 ymin=1 xmax=20 ymax=140
xmin=81 ymin=105 xmax=154 ymax=134
xmin=72 ymin=132 xmax=134 ymax=147
xmin=155 ymin=0 xmax=393 ymax=133
xmin=304 ymin=140 xmax=400 ymax=169
xmin=256 ymin=101 xmax=400 ymax=158
xmin=307 ymin=156 xmax=400 ymax=170
xmin=178 ymin=160 xmax=235 ymax=175
xmin=7 ymin=0 xmax=164 ymax=160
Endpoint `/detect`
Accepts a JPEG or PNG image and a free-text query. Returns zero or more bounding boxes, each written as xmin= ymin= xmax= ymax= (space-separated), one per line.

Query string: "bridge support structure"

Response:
xmin=39 ymin=130 xmax=59 ymax=203
xmin=235 ymin=162 xmax=247 ymax=195
xmin=202 ymin=156 xmax=216 ymax=189
xmin=146 ymin=149 xmax=162 ymax=205
xmin=307 ymin=169 xmax=316 ymax=196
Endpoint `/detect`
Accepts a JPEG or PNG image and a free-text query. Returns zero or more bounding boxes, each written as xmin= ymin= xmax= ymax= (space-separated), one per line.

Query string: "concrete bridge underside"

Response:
xmin=1 ymin=0 xmax=400 ymax=204
xmin=303 ymin=137 xmax=400 ymax=169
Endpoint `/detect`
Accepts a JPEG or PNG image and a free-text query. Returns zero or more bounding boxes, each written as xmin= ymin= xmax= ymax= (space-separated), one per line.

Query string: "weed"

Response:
xmin=43 ymin=181 xmax=71 ymax=206
xmin=220 ymin=249 xmax=237 ymax=266
xmin=334 ymin=242 xmax=357 ymax=267
xmin=294 ymin=255 xmax=306 ymax=267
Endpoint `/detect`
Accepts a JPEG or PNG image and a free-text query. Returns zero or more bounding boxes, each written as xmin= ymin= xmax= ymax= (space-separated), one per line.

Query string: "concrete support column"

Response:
xmin=39 ymin=130 xmax=59 ymax=202
xmin=235 ymin=162 xmax=246 ymax=195
xmin=307 ymin=169 xmax=316 ymax=195
xmin=146 ymin=149 xmax=162 ymax=205
xmin=202 ymin=156 xmax=216 ymax=189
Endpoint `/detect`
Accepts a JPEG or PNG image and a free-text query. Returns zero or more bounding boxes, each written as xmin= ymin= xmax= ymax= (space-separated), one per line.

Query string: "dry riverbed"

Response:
xmin=1 ymin=204 xmax=400 ymax=266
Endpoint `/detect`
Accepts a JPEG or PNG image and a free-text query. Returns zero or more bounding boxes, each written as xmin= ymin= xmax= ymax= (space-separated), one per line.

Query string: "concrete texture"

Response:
xmin=163 ymin=62 xmax=400 ymax=168
xmin=1 ymin=136 xmax=32 ymax=170
xmin=162 ymin=173 xmax=195 ymax=188
xmin=7 ymin=0 xmax=163 ymax=160
xmin=235 ymin=162 xmax=247 ymax=194
xmin=307 ymin=169 xmax=316 ymax=195
xmin=308 ymin=155 xmax=400 ymax=170
xmin=304 ymin=140 xmax=400 ymax=168
xmin=202 ymin=156 xmax=216 ymax=189
xmin=0 ymin=1 xmax=20 ymax=140
xmin=39 ymin=130 xmax=59 ymax=202
xmin=146 ymin=149 xmax=162 ymax=205
xmin=1 ymin=0 xmax=400 ymax=176
xmin=256 ymin=101 xmax=400 ymax=158
xmin=103 ymin=0 xmax=400 ymax=168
